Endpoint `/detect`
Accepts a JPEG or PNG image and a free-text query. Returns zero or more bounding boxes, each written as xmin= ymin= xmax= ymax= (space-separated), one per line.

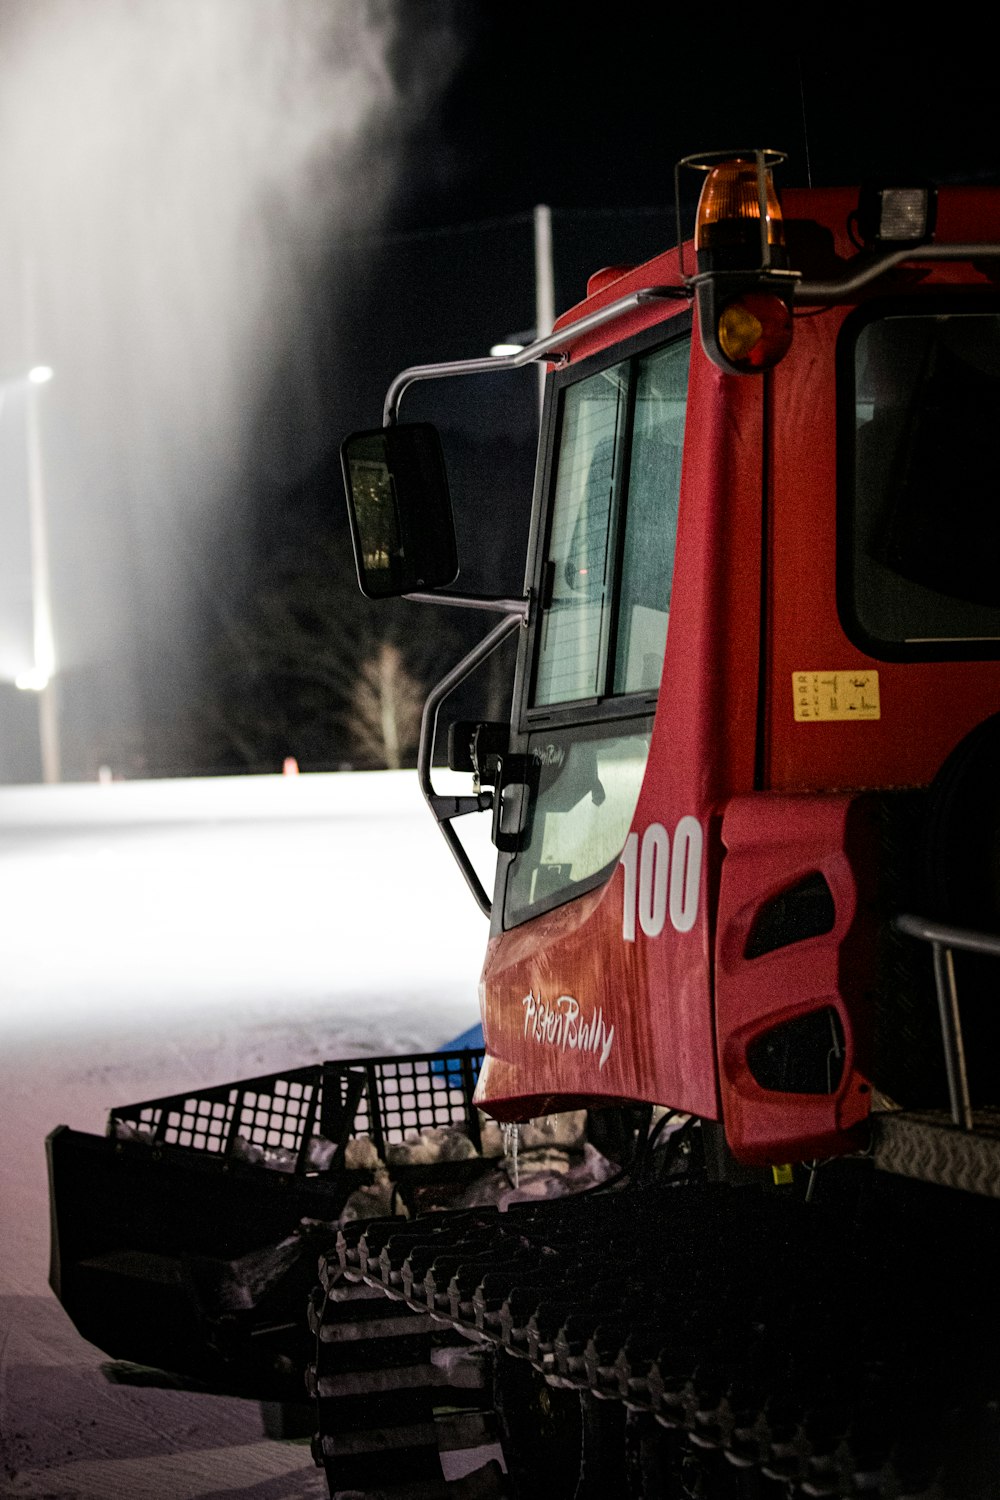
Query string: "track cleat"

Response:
xmin=646 ymin=1344 xmax=697 ymax=1431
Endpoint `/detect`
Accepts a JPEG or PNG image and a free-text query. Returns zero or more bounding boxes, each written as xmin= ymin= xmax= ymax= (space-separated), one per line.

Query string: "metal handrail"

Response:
xmin=895 ymin=913 xmax=1000 ymax=1131
xmin=796 ymin=242 xmax=1000 ymax=303
xmin=896 ymin=913 xmax=1000 ymax=958
xmin=416 ymin=609 xmax=526 ymax=917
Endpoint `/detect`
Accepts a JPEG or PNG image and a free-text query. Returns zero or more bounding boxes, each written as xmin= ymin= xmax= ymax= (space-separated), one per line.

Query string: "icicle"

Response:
xmin=502 ymin=1121 xmax=520 ymax=1189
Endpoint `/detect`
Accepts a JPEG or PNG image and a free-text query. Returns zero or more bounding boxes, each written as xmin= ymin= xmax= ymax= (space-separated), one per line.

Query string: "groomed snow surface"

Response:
xmin=0 ymin=770 xmax=495 ymax=1498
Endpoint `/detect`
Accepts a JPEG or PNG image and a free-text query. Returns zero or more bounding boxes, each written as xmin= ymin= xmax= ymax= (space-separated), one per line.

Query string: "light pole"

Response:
xmin=489 ymin=205 xmax=555 ymax=416
xmin=533 ymin=204 xmax=554 ymax=410
xmin=16 ymin=363 xmax=60 ymax=784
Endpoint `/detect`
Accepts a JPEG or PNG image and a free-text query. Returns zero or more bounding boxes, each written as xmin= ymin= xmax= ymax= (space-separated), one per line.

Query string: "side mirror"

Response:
xmin=340 ymin=423 xmax=459 ymax=599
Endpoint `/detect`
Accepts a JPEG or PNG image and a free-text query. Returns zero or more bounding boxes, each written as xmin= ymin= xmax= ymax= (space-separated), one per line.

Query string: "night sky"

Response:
xmin=0 ymin=3 xmax=994 ymax=780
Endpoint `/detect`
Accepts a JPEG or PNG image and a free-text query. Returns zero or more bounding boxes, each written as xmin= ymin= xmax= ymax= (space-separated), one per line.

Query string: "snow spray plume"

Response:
xmin=0 ymin=0 xmax=461 ymax=770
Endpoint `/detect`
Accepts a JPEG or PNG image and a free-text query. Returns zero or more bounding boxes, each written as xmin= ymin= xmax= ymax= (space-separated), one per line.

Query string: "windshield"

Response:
xmin=504 ymin=330 xmax=689 ymax=927
xmin=848 ymin=309 xmax=1000 ymax=652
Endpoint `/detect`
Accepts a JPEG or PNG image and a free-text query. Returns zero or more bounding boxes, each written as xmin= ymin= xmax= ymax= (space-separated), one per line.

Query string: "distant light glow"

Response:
xmin=489 ymin=342 xmax=525 ymax=357
xmin=27 ymin=366 xmax=54 ymax=385
xmin=15 ymin=668 xmax=50 ymax=691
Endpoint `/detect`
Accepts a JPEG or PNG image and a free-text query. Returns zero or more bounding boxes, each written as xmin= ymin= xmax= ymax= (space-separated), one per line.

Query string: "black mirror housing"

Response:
xmin=341 ymin=423 xmax=459 ymax=599
xmin=448 ymin=720 xmax=509 ymax=785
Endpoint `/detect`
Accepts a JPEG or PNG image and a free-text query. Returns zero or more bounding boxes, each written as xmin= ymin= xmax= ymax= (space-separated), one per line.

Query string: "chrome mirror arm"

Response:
xmin=382 ymin=286 xmax=688 ymax=426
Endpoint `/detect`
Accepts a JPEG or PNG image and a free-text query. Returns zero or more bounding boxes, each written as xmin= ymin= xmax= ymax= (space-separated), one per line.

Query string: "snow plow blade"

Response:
xmin=46 ymin=1048 xmax=488 ymax=1400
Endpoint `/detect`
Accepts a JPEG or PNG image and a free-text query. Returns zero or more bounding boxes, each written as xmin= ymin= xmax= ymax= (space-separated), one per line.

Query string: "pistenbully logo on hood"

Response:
xmin=521 ymin=991 xmax=615 ymax=1069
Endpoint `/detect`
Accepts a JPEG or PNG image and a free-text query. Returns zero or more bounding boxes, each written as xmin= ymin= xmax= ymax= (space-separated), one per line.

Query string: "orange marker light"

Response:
xmin=695 ymin=158 xmax=786 ymax=272
xmin=681 ymin=149 xmax=795 ymax=375
xmin=717 ymin=293 xmax=793 ymax=371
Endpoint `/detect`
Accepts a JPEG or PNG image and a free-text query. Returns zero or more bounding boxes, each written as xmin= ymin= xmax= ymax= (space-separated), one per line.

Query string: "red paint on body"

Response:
xmin=475 ymin=185 xmax=1000 ymax=1163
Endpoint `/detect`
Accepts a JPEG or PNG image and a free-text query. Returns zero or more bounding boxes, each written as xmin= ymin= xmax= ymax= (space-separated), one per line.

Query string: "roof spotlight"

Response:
xmin=855 ymin=184 xmax=937 ymax=248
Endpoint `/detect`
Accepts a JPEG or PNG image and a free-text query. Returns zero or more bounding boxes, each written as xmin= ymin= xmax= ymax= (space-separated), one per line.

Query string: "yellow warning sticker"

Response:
xmin=793 ymin=670 xmax=880 ymax=722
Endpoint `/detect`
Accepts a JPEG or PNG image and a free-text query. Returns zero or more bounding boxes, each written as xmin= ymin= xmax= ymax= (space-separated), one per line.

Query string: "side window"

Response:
xmin=847 ymin=309 xmax=1000 ymax=653
xmin=504 ymin=329 xmax=690 ymax=929
xmin=533 ymin=363 xmax=628 ymax=706
xmin=532 ymin=338 xmax=688 ymax=707
xmin=613 ymin=341 xmax=687 ymax=693
xmin=504 ymin=724 xmax=654 ymax=927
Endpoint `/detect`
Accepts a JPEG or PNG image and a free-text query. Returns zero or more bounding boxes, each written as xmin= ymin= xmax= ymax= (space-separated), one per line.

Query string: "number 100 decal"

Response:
xmin=620 ymin=817 xmax=703 ymax=941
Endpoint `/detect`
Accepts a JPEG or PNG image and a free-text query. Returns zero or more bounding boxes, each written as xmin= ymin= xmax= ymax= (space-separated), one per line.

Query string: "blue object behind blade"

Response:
xmin=432 ymin=1021 xmax=484 ymax=1082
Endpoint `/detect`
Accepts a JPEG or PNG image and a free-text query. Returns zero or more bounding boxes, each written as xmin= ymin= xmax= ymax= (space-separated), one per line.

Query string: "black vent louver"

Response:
xmin=747 ymin=1007 xmax=846 ymax=1095
xmin=744 ymin=872 xmax=835 ymax=959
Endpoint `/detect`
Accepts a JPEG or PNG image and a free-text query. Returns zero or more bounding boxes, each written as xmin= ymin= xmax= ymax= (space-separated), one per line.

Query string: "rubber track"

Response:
xmin=307 ymin=1244 xmax=502 ymax=1499
xmin=316 ymin=1180 xmax=1000 ymax=1499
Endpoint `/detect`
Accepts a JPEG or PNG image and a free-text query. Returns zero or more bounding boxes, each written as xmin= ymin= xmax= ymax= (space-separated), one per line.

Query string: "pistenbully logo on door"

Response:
xmin=522 ymin=991 xmax=615 ymax=1069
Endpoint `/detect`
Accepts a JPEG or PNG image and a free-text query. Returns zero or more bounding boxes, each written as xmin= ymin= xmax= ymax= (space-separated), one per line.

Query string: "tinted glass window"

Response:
xmin=614 ymin=340 xmax=687 ymax=692
xmin=504 ymin=723 xmax=653 ymax=926
xmin=533 ymin=362 xmax=628 ymax=705
xmin=850 ymin=312 xmax=1000 ymax=649
xmin=505 ymin=329 xmax=688 ymax=927
xmin=532 ymin=337 xmax=689 ymax=706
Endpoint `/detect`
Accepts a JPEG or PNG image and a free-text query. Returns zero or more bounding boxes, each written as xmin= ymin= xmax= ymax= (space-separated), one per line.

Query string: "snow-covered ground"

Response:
xmin=0 ymin=771 xmax=495 ymax=1498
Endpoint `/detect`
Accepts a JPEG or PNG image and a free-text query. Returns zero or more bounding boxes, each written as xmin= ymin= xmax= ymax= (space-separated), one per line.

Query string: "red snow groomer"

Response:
xmin=336 ymin=151 xmax=1000 ymax=1496
xmin=49 ymin=151 xmax=1000 ymax=1497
